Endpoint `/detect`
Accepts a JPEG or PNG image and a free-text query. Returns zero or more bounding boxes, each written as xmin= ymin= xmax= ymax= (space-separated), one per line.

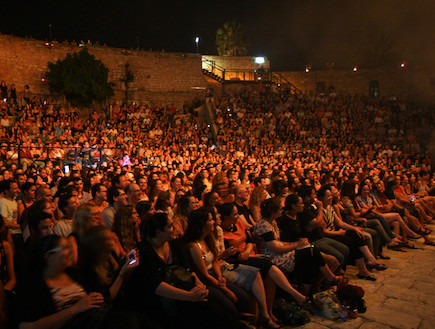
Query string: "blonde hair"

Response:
xmin=73 ymin=204 xmax=94 ymax=239
xmin=212 ymin=172 xmax=227 ymax=187
xmin=249 ymin=186 xmax=267 ymax=209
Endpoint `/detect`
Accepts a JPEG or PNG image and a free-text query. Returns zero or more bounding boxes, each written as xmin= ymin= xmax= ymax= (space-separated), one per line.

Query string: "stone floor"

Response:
xmin=291 ymin=225 xmax=435 ymax=329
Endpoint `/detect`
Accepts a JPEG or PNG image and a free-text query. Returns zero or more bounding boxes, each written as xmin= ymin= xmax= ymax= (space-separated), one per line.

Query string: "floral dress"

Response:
xmin=253 ymin=218 xmax=295 ymax=273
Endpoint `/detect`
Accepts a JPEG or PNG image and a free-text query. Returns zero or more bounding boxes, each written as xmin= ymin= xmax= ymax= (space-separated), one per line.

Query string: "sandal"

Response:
xmin=408 ymin=235 xmax=422 ymax=240
xmin=367 ymin=263 xmax=388 ymax=271
xmin=423 ymin=241 xmax=435 ymax=246
xmin=387 ymin=245 xmax=407 ymax=252
xmin=257 ymin=317 xmax=280 ymax=329
xmin=378 ymin=254 xmax=391 ymax=260
xmin=415 ymin=228 xmax=430 ymax=236
xmin=357 ymin=273 xmax=376 ymax=281
xmin=401 ymin=241 xmax=417 ymax=249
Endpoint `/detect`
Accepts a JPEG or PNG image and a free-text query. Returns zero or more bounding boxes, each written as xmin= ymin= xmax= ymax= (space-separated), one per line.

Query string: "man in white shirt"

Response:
xmin=0 ymin=180 xmax=21 ymax=247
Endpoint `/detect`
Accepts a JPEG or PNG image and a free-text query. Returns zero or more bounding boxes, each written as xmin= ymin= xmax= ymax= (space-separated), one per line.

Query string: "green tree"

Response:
xmin=46 ymin=48 xmax=114 ymax=106
xmin=216 ymin=21 xmax=248 ymax=56
xmin=357 ymin=31 xmax=400 ymax=69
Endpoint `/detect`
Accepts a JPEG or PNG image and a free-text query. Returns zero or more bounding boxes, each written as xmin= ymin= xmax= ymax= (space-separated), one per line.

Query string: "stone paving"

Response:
xmin=291 ymin=225 xmax=435 ymax=329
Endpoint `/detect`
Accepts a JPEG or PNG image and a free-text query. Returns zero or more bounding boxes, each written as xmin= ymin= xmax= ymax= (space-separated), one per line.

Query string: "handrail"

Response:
xmin=270 ymin=72 xmax=302 ymax=94
xmin=201 ymin=58 xmax=226 ymax=73
xmin=201 ymin=59 xmax=302 ymax=91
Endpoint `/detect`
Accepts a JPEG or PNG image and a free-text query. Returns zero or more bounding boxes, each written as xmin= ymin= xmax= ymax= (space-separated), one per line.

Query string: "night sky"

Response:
xmin=1 ymin=0 xmax=434 ymax=70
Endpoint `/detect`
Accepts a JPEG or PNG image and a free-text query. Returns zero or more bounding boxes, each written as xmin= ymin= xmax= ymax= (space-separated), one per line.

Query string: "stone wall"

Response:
xmin=0 ymin=34 xmax=207 ymax=106
xmin=278 ymin=67 xmax=435 ymax=105
xmin=1 ymin=33 xmax=433 ymax=107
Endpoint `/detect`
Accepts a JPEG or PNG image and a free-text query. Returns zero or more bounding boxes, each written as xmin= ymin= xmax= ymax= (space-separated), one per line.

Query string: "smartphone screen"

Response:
xmin=128 ymin=250 xmax=136 ymax=265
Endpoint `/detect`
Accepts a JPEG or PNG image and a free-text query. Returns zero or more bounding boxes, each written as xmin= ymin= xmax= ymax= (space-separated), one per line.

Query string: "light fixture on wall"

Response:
xmin=195 ymin=37 xmax=200 ymax=54
xmin=255 ymin=57 xmax=265 ymax=64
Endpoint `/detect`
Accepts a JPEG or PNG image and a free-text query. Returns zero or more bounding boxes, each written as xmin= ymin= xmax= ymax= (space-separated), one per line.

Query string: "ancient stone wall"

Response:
xmin=278 ymin=68 xmax=435 ymax=105
xmin=0 ymin=34 xmax=207 ymax=107
xmin=1 ymin=33 xmax=433 ymax=107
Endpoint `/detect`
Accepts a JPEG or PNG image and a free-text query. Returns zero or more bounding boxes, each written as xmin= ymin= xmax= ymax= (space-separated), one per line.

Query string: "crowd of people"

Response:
xmin=0 ymin=80 xmax=434 ymax=329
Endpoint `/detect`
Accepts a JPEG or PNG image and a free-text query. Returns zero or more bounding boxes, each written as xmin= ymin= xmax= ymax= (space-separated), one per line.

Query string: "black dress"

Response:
xmin=124 ymin=240 xmax=237 ymax=329
xmin=278 ymin=214 xmax=326 ymax=284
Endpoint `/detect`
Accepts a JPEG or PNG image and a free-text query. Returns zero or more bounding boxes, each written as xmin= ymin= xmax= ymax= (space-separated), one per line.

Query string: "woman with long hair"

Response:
xmin=248 ymin=186 xmax=267 ymax=223
xmin=368 ymin=181 xmax=422 ymax=246
xmin=124 ymin=212 xmax=236 ymax=329
xmin=185 ymin=208 xmax=254 ymax=322
xmin=111 ymin=205 xmax=141 ymax=257
xmin=219 ymin=202 xmax=311 ymax=314
xmin=172 ymin=195 xmax=199 ymax=237
xmin=72 ymin=204 xmax=103 ymax=241
xmin=208 ymin=206 xmax=280 ymax=329
xmin=212 ymin=172 xmax=233 ymax=203
xmin=16 ymin=235 xmax=105 ymax=329
xmin=147 ymin=179 xmax=163 ymax=205
xmin=78 ymin=226 xmax=138 ymax=300
xmin=155 ymin=191 xmax=173 ymax=217
xmin=135 ymin=200 xmax=155 ymax=223
xmin=318 ymin=186 xmax=385 ymax=281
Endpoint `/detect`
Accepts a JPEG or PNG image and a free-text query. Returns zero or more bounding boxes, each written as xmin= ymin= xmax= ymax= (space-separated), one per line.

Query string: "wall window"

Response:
xmin=316 ymin=81 xmax=326 ymax=95
xmin=369 ymin=80 xmax=379 ymax=98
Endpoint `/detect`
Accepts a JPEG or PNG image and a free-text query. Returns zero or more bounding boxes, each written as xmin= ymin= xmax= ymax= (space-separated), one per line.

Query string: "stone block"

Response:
xmin=419 ymin=319 xmax=435 ymax=329
xmin=298 ymin=322 xmax=330 ymax=329
xmin=360 ymin=306 xmax=421 ymax=329
xmin=359 ymin=322 xmax=392 ymax=329
xmin=383 ymin=298 xmax=435 ymax=320
xmin=311 ymin=316 xmax=364 ymax=329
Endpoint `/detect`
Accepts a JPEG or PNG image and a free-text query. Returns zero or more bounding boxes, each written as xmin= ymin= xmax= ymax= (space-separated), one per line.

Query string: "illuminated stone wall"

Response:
xmin=202 ymin=55 xmax=270 ymax=81
xmin=0 ymin=34 xmax=207 ymax=106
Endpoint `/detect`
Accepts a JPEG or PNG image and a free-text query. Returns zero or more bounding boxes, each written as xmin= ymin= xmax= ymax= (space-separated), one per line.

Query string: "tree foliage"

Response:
xmin=358 ymin=31 xmax=400 ymax=69
xmin=216 ymin=21 xmax=248 ymax=56
xmin=46 ymin=48 xmax=114 ymax=105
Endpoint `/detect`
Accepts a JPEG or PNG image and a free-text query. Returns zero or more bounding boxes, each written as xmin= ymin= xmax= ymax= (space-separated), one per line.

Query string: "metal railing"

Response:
xmin=0 ymin=144 xmax=128 ymax=170
xmin=202 ymin=58 xmax=261 ymax=82
xmin=270 ymin=72 xmax=302 ymax=94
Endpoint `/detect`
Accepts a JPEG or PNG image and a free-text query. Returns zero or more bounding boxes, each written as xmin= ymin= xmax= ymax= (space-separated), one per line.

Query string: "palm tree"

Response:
xmin=215 ymin=21 xmax=248 ymax=56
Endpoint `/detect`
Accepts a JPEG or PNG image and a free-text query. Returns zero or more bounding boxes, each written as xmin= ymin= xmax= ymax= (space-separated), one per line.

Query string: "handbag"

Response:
xmin=337 ymin=283 xmax=365 ymax=312
xmin=313 ymin=289 xmax=341 ymax=320
xmin=273 ymin=298 xmax=310 ymax=326
xmin=162 ymin=265 xmax=196 ymax=289
xmin=160 ymin=265 xmax=196 ymax=317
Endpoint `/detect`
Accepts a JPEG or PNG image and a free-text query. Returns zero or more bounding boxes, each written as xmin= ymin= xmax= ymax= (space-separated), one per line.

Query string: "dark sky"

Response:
xmin=1 ymin=0 xmax=434 ymax=70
